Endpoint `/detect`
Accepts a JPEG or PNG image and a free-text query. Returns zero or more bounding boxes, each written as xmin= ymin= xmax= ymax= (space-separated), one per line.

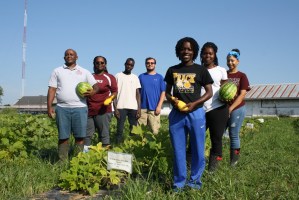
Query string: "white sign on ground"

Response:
xmin=107 ymin=151 xmax=133 ymax=174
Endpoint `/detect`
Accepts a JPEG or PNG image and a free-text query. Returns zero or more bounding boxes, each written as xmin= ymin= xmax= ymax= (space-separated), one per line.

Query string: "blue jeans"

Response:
xmin=55 ymin=106 xmax=88 ymax=140
xmin=227 ymin=105 xmax=246 ymax=149
xmin=168 ymin=108 xmax=206 ymax=189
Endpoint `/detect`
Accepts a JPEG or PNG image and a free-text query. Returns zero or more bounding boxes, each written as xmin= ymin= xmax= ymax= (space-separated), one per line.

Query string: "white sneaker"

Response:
xmin=83 ymin=145 xmax=90 ymax=153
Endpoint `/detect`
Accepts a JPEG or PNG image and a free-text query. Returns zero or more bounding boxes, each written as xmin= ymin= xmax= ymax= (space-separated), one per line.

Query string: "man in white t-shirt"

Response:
xmin=114 ymin=58 xmax=141 ymax=144
xmin=47 ymin=49 xmax=99 ymax=161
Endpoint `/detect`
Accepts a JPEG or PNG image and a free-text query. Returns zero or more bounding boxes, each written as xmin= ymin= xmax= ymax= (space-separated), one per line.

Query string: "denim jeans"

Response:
xmin=55 ymin=106 xmax=88 ymax=140
xmin=227 ymin=105 xmax=246 ymax=149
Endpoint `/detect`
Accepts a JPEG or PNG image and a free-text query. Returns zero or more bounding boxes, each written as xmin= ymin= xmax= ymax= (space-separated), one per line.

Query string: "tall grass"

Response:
xmin=0 ymin=157 xmax=67 ymax=200
xmin=109 ymin=117 xmax=299 ymax=199
xmin=0 ymin=117 xmax=298 ymax=199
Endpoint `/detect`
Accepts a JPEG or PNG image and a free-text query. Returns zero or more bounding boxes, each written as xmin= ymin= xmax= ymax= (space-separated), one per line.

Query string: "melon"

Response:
xmin=76 ymin=82 xmax=92 ymax=98
xmin=219 ymin=82 xmax=237 ymax=102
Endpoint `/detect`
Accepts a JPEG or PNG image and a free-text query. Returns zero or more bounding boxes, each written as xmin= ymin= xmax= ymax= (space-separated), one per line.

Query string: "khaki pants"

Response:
xmin=138 ymin=109 xmax=160 ymax=134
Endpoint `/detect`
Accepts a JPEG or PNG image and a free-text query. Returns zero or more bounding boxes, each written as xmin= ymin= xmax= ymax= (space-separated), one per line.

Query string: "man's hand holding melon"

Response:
xmin=76 ymin=82 xmax=94 ymax=98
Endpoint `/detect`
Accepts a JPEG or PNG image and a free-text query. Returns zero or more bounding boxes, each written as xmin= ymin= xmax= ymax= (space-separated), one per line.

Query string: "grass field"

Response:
xmin=0 ymin=115 xmax=298 ymax=200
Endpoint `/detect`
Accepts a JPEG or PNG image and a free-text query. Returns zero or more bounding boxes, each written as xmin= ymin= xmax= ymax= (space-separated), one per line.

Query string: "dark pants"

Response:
xmin=85 ymin=113 xmax=112 ymax=146
xmin=206 ymin=105 xmax=229 ymax=157
xmin=116 ymin=109 xmax=137 ymax=143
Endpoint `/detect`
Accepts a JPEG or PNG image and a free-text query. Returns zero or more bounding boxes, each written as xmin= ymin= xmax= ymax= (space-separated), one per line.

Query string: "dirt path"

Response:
xmin=30 ymin=187 xmax=120 ymax=200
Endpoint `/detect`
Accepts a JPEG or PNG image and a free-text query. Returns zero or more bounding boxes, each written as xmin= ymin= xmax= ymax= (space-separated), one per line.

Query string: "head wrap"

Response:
xmin=227 ymin=51 xmax=240 ymax=60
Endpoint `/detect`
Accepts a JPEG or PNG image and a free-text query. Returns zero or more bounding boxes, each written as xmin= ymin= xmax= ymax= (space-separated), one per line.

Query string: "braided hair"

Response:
xmin=93 ymin=56 xmax=108 ymax=73
xmin=200 ymin=42 xmax=219 ymax=66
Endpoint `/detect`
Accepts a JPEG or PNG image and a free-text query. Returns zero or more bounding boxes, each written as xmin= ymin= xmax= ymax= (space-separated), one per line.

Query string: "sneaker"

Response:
xmin=83 ymin=145 xmax=90 ymax=153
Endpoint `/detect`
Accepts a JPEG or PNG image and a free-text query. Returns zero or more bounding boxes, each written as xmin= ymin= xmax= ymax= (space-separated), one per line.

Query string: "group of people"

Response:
xmin=47 ymin=36 xmax=250 ymax=191
xmin=47 ymin=49 xmax=166 ymax=161
xmin=165 ymin=37 xmax=250 ymax=191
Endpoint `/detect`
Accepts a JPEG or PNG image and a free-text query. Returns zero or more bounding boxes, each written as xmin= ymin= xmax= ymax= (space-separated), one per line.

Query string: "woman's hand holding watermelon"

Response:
xmin=82 ymin=88 xmax=95 ymax=97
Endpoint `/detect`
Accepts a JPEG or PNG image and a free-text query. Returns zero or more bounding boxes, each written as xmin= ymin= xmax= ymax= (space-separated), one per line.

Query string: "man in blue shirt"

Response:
xmin=138 ymin=57 xmax=166 ymax=134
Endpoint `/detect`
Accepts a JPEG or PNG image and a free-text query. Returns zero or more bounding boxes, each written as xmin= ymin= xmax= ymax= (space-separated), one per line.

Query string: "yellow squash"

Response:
xmin=103 ymin=95 xmax=115 ymax=106
xmin=171 ymin=96 xmax=188 ymax=111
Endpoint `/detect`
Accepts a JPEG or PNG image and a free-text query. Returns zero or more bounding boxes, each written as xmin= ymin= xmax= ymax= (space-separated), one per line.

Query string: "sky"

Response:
xmin=0 ymin=0 xmax=298 ymax=105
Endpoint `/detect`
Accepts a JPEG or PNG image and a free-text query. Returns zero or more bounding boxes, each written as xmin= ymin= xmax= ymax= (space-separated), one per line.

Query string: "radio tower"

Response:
xmin=21 ymin=0 xmax=28 ymax=97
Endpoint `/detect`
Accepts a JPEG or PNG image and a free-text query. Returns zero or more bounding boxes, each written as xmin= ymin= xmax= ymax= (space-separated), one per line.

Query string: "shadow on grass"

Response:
xmin=32 ymin=148 xmax=59 ymax=164
xmin=292 ymin=118 xmax=299 ymax=135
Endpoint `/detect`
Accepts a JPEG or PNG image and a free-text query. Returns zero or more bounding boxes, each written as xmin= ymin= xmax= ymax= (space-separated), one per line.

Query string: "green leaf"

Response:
xmin=131 ymin=125 xmax=143 ymax=135
xmin=0 ymin=150 xmax=9 ymax=159
xmin=1 ymin=138 xmax=9 ymax=146
xmin=109 ymin=170 xmax=121 ymax=185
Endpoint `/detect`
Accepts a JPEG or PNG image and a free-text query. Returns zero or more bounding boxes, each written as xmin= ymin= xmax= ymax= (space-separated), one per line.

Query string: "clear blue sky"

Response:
xmin=0 ymin=0 xmax=298 ymax=105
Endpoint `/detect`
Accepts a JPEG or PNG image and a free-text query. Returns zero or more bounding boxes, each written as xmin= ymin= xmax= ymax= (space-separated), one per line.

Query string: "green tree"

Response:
xmin=0 ymin=86 xmax=3 ymax=104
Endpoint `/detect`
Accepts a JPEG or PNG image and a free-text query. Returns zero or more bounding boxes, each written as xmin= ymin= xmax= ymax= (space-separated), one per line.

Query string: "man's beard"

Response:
xmin=147 ymin=68 xmax=155 ymax=73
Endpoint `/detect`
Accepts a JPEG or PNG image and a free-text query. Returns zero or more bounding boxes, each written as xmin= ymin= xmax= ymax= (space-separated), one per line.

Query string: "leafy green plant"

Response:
xmin=0 ymin=114 xmax=57 ymax=160
xmin=58 ymin=123 xmax=173 ymax=195
xmin=0 ymin=107 xmax=18 ymax=115
xmin=122 ymin=124 xmax=172 ymax=180
xmin=59 ymin=143 xmax=128 ymax=196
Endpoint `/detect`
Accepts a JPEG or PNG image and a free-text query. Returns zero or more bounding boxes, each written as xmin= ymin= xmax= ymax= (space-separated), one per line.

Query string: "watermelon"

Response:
xmin=76 ymin=82 xmax=92 ymax=98
xmin=219 ymin=82 xmax=237 ymax=102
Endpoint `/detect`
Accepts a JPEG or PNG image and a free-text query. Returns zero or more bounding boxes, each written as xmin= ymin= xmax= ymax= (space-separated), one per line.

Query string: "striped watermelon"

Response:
xmin=219 ymin=82 xmax=237 ymax=102
xmin=76 ymin=82 xmax=92 ymax=98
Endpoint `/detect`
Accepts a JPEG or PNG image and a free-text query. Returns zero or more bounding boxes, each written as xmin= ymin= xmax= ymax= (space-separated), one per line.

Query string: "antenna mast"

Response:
xmin=21 ymin=0 xmax=28 ymax=97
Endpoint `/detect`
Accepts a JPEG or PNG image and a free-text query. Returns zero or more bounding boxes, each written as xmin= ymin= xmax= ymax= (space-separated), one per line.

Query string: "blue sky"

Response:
xmin=0 ymin=0 xmax=298 ymax=105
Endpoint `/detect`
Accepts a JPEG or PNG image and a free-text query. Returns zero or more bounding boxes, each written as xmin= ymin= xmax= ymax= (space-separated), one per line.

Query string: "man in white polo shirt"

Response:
xmin=47 ymin=49 xmax=99 ymax=161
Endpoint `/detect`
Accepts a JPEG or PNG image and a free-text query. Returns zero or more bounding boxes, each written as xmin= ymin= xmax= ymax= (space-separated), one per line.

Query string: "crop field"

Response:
xmin=0 ymin=108 xmax=298 ymax=199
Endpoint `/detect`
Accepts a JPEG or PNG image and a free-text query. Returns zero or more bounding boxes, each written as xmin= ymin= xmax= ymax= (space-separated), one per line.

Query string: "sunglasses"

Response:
xmin=95 ymin=61 xmax=105 ymax=65
xmin=146 ymin=62 xmax=155 ymax=65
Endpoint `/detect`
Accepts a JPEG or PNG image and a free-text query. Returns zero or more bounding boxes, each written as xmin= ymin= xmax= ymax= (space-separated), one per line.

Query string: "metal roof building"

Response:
xmin=12 ymin=95 xmax=57 ymax=113
xmin=245 ymin=83 xmax=299 ymax=117
xmin=245 ymin=83 xmax=299 ymax=99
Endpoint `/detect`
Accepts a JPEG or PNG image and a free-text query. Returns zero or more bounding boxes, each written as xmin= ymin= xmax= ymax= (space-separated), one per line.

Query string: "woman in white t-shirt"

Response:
xmin=200 ymin=42 xmax=229 ymax=172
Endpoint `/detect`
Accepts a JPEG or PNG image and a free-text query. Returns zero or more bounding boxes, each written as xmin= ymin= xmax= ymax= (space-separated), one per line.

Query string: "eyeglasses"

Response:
xmin=95 ymin=61 xmax=105 ymax=65
xmin=146 ymin=62 xmax=155 ymax=65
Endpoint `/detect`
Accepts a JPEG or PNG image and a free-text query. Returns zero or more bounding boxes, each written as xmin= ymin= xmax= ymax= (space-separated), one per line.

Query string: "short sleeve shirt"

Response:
xmin=164 ymin=63 xmax=213 ymax=110
xmin=87 ymin=72 xmax=118 ymax=116
xmin=115 ymin=72 xmax=141 ymax=110
xmin=48 ymin=64 xmax=97 ymax=107
xmin=139 ymin=73 xmax=166 ymax=110
xmin=202 ymin=66 xmax=228 ymax=112
xmin=227 ymin=71 xmax=250 ymax=110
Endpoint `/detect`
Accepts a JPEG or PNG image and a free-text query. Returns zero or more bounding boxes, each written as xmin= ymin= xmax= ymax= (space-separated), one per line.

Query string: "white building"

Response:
xmin=245 ymin=83 xmax=299 ymax=117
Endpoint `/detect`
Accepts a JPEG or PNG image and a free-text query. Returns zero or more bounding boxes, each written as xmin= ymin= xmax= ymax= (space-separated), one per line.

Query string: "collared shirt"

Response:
xmin=48 ymin=64 xmax=97 ymax=107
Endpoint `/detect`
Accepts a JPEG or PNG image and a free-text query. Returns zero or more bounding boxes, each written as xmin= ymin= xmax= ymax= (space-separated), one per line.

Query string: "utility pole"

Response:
xmin=21 ymin=0 xmax=28 ymax=98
